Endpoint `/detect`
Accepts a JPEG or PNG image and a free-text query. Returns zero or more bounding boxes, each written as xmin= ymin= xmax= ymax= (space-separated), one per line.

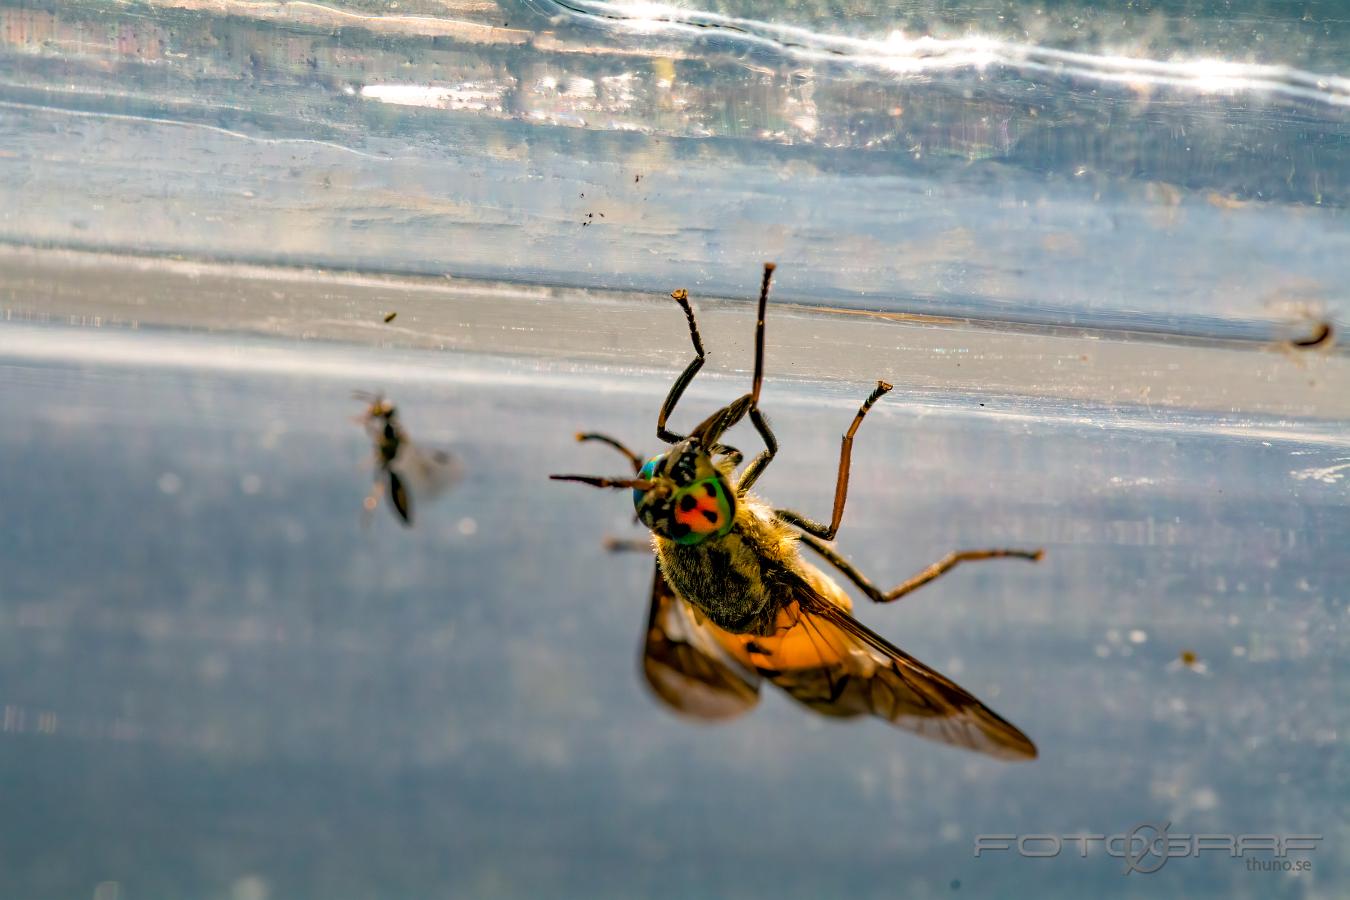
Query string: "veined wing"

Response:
xmin=641 ymin=565 xmax=762 ymax=720
xmin=736 ymin=575 xmax=1037 ymax=761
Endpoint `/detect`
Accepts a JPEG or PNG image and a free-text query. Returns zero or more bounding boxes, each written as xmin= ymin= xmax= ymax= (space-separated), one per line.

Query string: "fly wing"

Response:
xmin=739 ymin=577 xmax=1037 ymax=760
xmin=641 ymin=565 xmax=762 ymax=720
xmin=397 ymin=445 xmax=462 ymax=500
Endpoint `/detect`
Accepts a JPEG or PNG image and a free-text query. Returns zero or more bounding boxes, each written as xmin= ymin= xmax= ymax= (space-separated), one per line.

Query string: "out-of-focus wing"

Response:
xmin=398 ymin=446 xmax=462 ymax=500
xmin=736 ymin=576 xmax=1037 ymax=761
xmin=641 ymin=565 xmax=762 ymax=720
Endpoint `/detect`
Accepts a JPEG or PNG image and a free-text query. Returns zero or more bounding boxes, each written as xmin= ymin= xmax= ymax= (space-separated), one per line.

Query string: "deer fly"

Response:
xmin=355 ymin=391 xmax=460 ymax=526
xmin=552 ymin=265 xmax=1044 ymax=760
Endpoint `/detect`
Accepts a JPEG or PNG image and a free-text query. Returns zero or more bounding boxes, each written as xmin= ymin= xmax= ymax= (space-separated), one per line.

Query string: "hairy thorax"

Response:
xmin=654 ymin=493 xmax=851 ymax=635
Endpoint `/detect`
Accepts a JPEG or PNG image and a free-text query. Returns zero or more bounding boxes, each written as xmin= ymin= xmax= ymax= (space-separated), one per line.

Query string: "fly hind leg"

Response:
xmin=797 ymin=532 xmax=1043 ymax=604
xmin=769 ymin=380 xmax=892 ymax=538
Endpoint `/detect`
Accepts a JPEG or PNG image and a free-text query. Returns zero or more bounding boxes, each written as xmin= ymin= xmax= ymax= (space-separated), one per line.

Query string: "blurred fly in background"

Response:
xmin=355 ymin=391 xmax=461 ymax=526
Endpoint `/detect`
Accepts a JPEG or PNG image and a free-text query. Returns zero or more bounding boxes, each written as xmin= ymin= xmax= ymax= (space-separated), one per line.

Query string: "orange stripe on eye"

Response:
xmin=674 ymin=490 xmax=724 ymax=532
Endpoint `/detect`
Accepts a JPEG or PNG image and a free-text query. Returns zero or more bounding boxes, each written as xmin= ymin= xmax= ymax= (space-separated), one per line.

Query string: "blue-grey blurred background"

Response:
xmin=0 ymin=0 xmax=1347 ymax=897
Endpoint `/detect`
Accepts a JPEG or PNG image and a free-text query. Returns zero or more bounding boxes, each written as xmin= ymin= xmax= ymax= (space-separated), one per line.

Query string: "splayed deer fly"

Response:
xmin=553 ymin=265 xmax=1043 ymax=759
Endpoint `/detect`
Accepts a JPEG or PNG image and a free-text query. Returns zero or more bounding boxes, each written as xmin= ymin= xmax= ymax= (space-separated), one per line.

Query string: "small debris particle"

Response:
xmin=1290 ymin=320 xmax=1334 ymax=350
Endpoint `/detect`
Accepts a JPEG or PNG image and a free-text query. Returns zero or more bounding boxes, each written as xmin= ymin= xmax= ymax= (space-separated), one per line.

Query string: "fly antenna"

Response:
xmin=550 ymin=474 xmax=655 ymax=490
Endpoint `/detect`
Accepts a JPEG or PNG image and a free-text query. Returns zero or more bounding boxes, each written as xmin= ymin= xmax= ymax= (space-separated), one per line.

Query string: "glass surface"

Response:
xmin=0 ymin=0 xmax=1346 ymax=897
xmin=0 ymin=0 xmax=1345 ymax=329
xmin=2 ymin=324 xmax=1347 ymax=898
